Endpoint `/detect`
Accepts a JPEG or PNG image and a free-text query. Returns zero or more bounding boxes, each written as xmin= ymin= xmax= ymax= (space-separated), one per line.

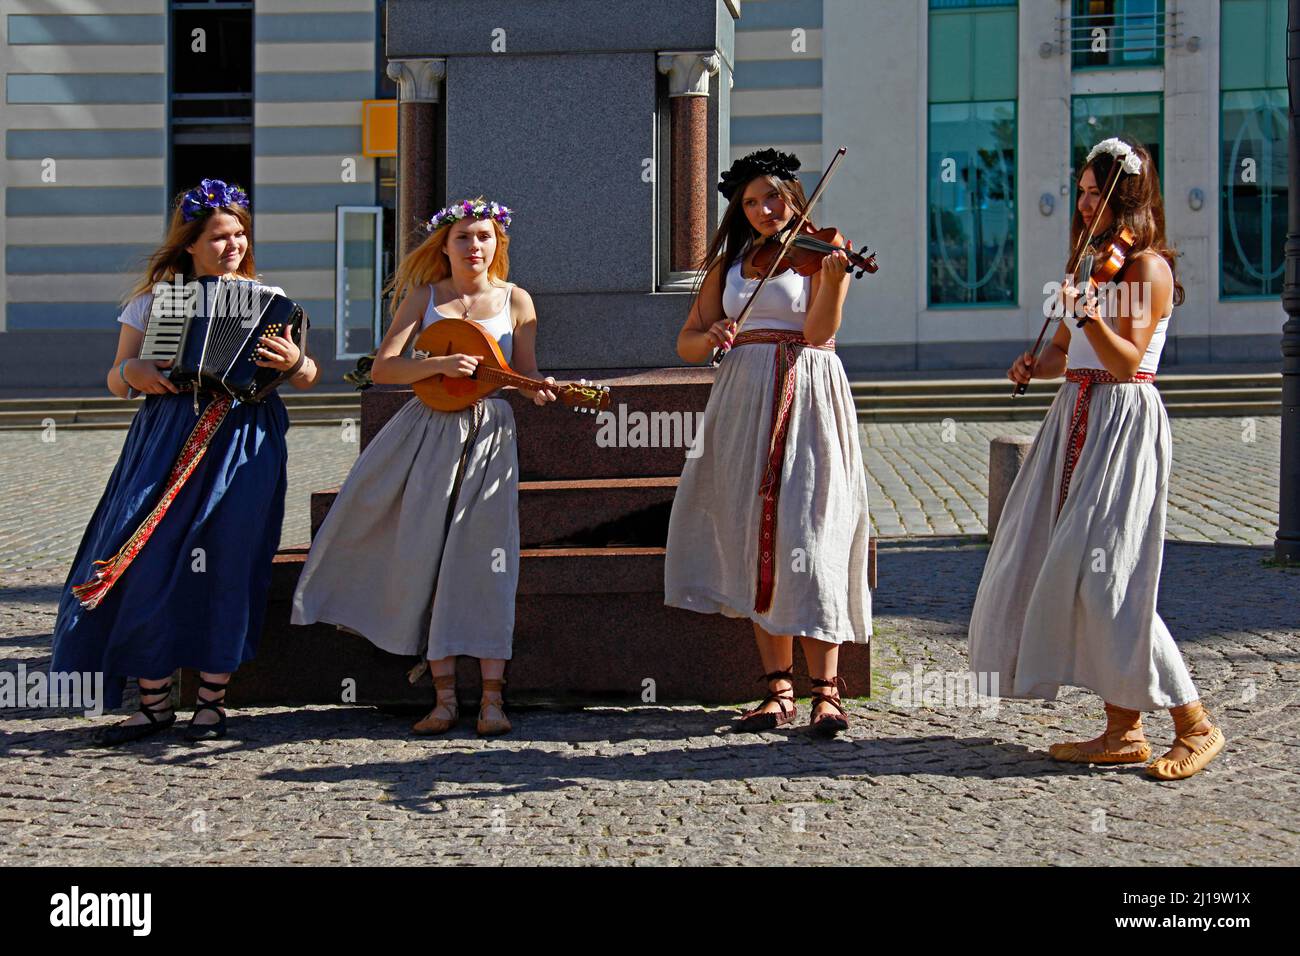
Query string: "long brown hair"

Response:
xmin=385 ymin=195 xmax=511 ymax=312
xmin=693 ymin=174 xmax=812 ymax=302
xmin=125 ymin=193 xmax=256 ymax=302
xmin=1073 ymin=139 xmax=1184 ymax=306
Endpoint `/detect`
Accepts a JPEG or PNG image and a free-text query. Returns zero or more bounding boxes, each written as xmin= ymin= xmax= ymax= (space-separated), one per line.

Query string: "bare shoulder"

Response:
xmin=509 ymin=284 xmax=536 ymax=328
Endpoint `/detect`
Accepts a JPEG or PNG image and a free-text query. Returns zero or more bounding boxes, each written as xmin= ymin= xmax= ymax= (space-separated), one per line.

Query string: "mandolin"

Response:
xmin=411 ymin=317 xmax=610 ymax=413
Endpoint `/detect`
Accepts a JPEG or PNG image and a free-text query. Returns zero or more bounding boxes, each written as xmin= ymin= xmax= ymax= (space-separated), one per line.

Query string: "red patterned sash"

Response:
xmin=730 ymin=329 xmax=835 ymax=614
xmin=1057 ymin=368 xmax=1155 ymax=517
xmin=71 ymin=396 xmax=233 ymax=609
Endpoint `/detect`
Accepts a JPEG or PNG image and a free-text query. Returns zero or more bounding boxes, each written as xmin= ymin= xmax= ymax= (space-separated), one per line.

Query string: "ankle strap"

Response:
xmin=809 ymin=675 xmax=846 ymax=693
xmin=197 ymin=678 xmax=228 ymax=693
xmin=759 ymin=668 xmax=795 ymax=684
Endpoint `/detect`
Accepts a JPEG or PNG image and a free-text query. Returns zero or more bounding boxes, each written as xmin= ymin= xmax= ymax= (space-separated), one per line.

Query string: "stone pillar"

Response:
xmin=657 ymin=52 xmax=719 ymax=273
xmin=385 ymin=57 xmax=445 ymax=266
xmin=987 ymin=435 xmax=1034 ymax=540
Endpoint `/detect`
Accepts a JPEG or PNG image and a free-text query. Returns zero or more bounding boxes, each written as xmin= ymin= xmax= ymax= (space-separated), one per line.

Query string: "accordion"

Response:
xmin=138 ymin=275 xmax=307 ymax=403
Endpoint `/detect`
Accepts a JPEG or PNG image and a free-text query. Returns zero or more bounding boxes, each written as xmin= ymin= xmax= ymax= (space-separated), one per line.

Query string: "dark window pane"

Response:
xmin=1221 ymin=89 xmax=1287 ymax=297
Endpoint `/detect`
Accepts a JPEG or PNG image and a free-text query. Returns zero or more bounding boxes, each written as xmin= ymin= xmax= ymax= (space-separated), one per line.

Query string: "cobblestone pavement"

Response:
xmin=0 ymin=415 xmax=1282 ymax=573
xmin=1 ymin=414 xmax=1295 ymax=864
xmin=1 ymin=536 xmax=1297 ymax=865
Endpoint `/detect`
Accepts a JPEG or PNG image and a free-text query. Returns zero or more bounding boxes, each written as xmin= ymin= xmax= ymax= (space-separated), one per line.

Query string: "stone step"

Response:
xmin=848 ymin=372 xmax=1281 ymax=396
xmin=310 ymin=476 xmax=681 ymax=547
xmin=853 ymin=400 xmax=1282 ymax=422
xmin=855 ymin=386 xmax=1281 ymax=408
xmin=202 ymin=546 xmax=872 ymax=707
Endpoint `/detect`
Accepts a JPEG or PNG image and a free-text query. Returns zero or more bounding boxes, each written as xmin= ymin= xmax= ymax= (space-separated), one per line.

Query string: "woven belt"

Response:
xmin=730 ymin=329 xmax=835 ymax=614
xmin=1057 ymin=368 xmax=1156 ymax=517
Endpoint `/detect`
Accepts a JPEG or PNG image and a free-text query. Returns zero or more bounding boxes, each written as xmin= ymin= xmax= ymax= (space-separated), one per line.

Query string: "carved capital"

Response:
xmin=385 ymin=58 xmax=446 ymax=103
xmin=657 ymin=51 xmax=720 ymax=98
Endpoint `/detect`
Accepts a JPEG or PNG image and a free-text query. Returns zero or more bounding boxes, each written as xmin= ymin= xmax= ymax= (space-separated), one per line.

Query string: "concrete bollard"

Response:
xmin=988 ymin=435 xmax=1034 ymax=541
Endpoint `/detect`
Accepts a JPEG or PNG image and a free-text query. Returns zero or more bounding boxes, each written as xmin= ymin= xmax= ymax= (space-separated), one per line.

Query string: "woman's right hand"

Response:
xmin=438 ymin=353 xmax=481 ymax=378
xmin=125 ymin=358 xmax=179 ymax=394
xmin=704 ymin=319 xmax=736 ymax=350
xmin=1007 ymin=351 xmax=1035 ymax=386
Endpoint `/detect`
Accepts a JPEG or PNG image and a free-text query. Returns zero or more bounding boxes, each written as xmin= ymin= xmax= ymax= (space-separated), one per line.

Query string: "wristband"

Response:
xmin=117 ymin=359 xmax=141 ymax=399
xmin=286 ymin=351 xmax=306 ymax=379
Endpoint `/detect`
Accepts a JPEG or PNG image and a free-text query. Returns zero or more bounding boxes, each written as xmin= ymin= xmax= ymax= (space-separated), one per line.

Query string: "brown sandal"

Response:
xmin=477 ymin=678 xmax=511 ymax=737
xmin=808 ymin=675 xmax=849 ymax=738
xmin=412 ymin=674 xmax=459 ymax=735
xmin=736 ymin=667 xmax=797 ymax=733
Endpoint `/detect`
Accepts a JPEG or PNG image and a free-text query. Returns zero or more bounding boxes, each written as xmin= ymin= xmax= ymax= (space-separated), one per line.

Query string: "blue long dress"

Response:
xmin=50 ymin=389 xmax=289 ymax=709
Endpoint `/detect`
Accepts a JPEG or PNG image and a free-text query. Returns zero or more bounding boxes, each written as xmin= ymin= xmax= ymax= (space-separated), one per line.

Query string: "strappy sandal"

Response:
xmin=477 ymin=678 xmax=511 ymax=737
xmin=96 ymin=679 xmax=175 ymax=747
xmin=183 ymin=677 xmax=229 ymax=742
xmin=736 ymin=667 xmax=797 ymax=733
xmin=413 ymin=674 xmax=459 ymax=735
xmin=808 ymin=675 xmax=849 ymax=738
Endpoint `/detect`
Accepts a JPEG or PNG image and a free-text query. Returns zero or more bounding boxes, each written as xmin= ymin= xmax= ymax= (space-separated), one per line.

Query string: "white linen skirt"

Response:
xmin=968 ymin=379 xmax=1198 ymax=711
xmin=663 ymin=341 xmax=872 ymax=644
xmin=292 ymin=395 xmax=519 ymax=661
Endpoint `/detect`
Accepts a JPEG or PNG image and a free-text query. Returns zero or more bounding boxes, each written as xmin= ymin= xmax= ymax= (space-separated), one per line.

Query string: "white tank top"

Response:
xmin=721 ymin=248 xmax=808 ymax=333
xmin=1065 ymin=254 xmax=1171 ymax=375
xmin=421 ymin=282 xmax=513 ymax=364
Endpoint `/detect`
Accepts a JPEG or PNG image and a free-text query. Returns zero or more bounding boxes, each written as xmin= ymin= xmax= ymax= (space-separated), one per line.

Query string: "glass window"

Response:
xmin=928 ymin=102 xmax=1018 ymax=306
xmin=1220 ymin=91 xmax=1286 ymax=298
xmin=927 ymin=4 xmax=1018 ymax=306
xmin=1071 ymin=0 xmax=1165 ymax=70
xmin=1070 ymin=93 xmax=1163 ymax=185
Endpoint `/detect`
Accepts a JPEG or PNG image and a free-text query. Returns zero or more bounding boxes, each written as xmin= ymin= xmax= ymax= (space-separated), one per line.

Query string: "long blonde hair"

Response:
xmin=386 ymin=196 xmax=512 ymax=312
xmin=125 ymin=194 xmax=256 ymax=302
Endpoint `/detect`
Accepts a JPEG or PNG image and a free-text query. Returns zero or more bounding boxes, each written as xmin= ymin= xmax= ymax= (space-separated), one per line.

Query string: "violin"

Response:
xmin=1010 ymin=225 xmax=1136 ymax=398
xmin=750 ymin=221 xmax=879 ymax=280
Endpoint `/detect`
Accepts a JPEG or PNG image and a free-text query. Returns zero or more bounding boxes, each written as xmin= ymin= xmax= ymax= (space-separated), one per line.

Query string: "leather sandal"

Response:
xmin=736 ymin=667 xmax=797 ymax=733
xmin=413 ymin=674 xmax=459 ymax=735
xmin=1049 ymin=702 xmax=1151 ymax=764
xmin=808 ymin=675 xmax=849 ymax=738
xmin=183 ymin=677 xmax=229 ymax=742
xmin=477 ymin=678 xmax=511 ymax=737
xmin=1146 ymin=702 xmax=1225 ymax=780
xmin=96 ymin=679 xmax=175 ymax=747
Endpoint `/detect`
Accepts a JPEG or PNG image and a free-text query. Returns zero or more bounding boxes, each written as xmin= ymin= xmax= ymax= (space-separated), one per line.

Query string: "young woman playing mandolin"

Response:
xmin=968 ymin=138 xmax=1224 ymax=780
xmin=52 ymin=179 xmax=320 ymax=745
xmin=664 ymin=149 xmax=872 ymax=737
xmin=292 ymin=197 xmax=556 ymax=737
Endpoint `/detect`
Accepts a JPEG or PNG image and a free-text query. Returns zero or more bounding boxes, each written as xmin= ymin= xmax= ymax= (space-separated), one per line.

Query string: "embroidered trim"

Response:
xmin=71 ymin=396 xmax=233 ymax=609
xmin=730 ymin=329 xmax=835 ymax=614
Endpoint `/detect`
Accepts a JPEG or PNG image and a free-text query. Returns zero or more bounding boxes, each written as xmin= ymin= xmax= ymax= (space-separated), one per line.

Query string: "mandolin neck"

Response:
xmin=476 ymin=363 xmax=546 ymax=392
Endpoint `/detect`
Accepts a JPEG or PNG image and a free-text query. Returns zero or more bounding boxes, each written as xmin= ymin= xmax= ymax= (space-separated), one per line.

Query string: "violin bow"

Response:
xmin=710 ymin=146 xmax=848 ymax=367
xmin=1010 ymin=156 xmax=1125 ymax=398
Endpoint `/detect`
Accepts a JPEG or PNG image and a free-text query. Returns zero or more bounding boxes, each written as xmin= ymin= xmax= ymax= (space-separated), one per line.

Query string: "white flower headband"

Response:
xmin=423 ymin=199 xmax=513 ymax=233
xmin=1085 ymin=138 xmax=1143 ymax=176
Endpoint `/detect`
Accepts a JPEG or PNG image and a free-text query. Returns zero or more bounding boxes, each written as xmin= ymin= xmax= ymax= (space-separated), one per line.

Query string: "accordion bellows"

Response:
xmin=139 ymin=275 xmax=306 ymax=403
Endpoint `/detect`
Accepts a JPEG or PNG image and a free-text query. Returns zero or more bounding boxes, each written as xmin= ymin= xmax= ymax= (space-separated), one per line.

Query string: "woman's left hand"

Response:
xmin=254 ymin=322 xmax=301 ymax=371
xmin=821 ymin=240 xmax=852 ymax=285
xmin=530 ymin=376 xmax=557 ymax=406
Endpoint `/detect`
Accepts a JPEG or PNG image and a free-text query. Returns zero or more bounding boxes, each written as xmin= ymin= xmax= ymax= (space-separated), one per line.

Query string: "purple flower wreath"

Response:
xmin=180 ymin=178 xmax=250 ymax=223
xmin=423 ymin=199 xmax=513 ymax=234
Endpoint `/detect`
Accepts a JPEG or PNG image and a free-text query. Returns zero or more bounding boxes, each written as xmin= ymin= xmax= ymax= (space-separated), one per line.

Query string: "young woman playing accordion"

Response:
xmin=51 ymin=180 xmax=320 ymax=745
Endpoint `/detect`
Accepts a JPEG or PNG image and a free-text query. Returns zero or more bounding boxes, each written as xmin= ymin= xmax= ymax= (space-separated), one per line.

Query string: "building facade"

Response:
xmin=0 ymin=0 xmax=1288 ymax=388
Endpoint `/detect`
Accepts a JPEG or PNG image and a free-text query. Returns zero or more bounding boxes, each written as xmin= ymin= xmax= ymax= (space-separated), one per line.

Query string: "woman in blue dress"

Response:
xmin=50 ymin=179 xmax=321 ymax=745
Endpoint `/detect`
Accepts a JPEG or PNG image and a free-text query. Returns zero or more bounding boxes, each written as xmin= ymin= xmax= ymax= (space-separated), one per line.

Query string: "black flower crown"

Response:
xmin=718 ymin=148 xmax=802 ymax=200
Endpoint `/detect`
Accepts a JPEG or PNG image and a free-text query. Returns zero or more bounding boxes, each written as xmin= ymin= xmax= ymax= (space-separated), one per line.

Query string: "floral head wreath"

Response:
xmin=1085 ymin=138 xmax=1143 ymax=177
xmin=424 ymin=199 xmax=514 ymax=234
xmin=180 ymin=178 xmax=249 ymax=223
xmin=718 ymin=148 xmax=801 ymax=200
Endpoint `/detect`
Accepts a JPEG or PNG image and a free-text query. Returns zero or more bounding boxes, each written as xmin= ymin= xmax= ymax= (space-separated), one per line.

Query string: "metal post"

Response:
xmin=1278 ymin=0 xmax=1300 ymax=563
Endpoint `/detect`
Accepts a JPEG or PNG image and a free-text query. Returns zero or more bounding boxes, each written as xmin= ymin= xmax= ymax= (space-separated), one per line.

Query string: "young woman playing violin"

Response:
xmin=968 ymin=138 xmax=1225 ymax=780
xmin=293 ymin=198 xmax=556 ymax=737
xmin=664 ymin=149 xmax=872 ymax=738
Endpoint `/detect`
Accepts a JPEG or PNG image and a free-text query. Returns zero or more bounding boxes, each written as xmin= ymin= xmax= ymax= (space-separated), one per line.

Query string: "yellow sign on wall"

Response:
xmin=362 ymin=100 xmax=397 ymax=157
